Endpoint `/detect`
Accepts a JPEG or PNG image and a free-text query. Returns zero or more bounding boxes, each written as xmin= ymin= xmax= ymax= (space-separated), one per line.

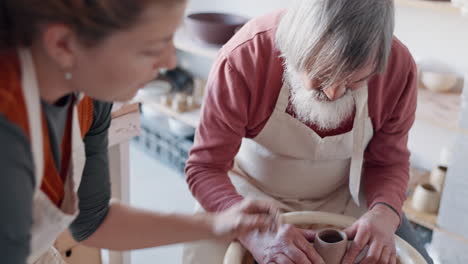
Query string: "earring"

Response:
xmin=65 ymin=72 xmax=72 ymax=80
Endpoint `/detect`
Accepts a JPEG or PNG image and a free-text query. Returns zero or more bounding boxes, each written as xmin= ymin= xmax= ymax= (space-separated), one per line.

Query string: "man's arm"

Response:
xmin=185 ymin=56 xmax=254 ymax=212
xmin=363 ymin=43 xmax=419 ymax=219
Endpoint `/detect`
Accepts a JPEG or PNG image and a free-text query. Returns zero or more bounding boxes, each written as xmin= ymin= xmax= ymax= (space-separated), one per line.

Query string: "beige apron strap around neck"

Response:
xmin=275 ymin=81 xmax=291 ymax=112
xmin=349 ymin=86 xmax=369 ymax=205
xmin=18 ymin=49 xmax=44 ymax=196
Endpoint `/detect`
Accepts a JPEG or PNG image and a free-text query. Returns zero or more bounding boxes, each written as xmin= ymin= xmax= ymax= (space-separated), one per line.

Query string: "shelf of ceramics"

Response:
xmin=416 ymin=88 xmax=468 ymax=135
xmin=174 ymin=26 xmax=221 ymax=60
xmin=146 ymin=102 xmax=201 ymax=128
xmin=395 ymin=0 xmax=462 ymax=15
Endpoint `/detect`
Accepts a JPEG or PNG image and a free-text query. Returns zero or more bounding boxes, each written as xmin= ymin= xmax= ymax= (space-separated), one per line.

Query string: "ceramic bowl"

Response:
xmin=185 ymin=12 xmax=248 ymax=45
xmin=420 ymin=71 xmax=458 ymax=93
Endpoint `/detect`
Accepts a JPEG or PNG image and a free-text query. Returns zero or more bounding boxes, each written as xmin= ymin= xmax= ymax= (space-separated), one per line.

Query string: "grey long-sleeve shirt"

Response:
xmin=0 ymin=95 xmax=112 ymax=264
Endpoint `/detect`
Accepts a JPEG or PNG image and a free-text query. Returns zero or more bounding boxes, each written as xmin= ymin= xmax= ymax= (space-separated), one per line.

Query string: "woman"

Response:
xmin=0 ymin=1 xmax=279 ymax=263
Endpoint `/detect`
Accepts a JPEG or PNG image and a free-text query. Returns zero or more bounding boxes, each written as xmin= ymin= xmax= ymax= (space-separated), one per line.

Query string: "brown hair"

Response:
xmin=0 ymin=0 xmax=184 ymax=49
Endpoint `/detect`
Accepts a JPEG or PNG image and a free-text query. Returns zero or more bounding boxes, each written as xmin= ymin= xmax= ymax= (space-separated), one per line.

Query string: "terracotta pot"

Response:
xmin=185 ymin=13 xmax=248 ymax=45
xmin=429 ymin=166 xmax=447 ymax=192
xmin=314 ymin=229 xmax=347 ymax=264
xmin=223 ymin=211 xmax=427 ymax=264
xmin=412 ymin=183 xmax=440 ymax=214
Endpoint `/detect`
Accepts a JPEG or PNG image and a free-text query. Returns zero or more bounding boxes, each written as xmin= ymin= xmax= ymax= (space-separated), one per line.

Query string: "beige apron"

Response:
xmin=19 ymin=49 xmax=87 ymax=264
xmin=183 ymin=81 xmax=374 ymax=264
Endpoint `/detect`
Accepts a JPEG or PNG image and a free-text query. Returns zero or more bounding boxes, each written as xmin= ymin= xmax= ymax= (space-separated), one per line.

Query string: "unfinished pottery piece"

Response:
xmin=429 ymin=166 xmax=447 ymax=192
xmin=223 ymin=211 xmax=427 ymax=264
xmin=420 ymin=71 xmax=458 ymax=93
xmin=411 ymin=183 xmax=440 ymax=214
xmin=314 ymin=228 xmax=347 ymax=264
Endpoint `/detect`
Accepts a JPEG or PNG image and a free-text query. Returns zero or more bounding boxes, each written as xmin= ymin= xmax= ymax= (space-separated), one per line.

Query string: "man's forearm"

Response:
xmin=81 ymin=202 xmax=215 ymax=250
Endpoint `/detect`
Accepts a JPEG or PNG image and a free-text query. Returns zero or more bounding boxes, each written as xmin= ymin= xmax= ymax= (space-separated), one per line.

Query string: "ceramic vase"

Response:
xmin=314 ymin=228 xmax=348 ymax=264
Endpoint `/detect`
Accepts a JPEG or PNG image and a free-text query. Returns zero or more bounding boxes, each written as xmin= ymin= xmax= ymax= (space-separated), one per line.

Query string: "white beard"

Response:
xmin=285 ymin=68 xmax=356 ymax=131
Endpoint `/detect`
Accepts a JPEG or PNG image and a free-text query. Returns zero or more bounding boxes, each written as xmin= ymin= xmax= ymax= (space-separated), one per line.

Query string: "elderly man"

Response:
xmin=183 ymin=0 xmax=433 ymax=263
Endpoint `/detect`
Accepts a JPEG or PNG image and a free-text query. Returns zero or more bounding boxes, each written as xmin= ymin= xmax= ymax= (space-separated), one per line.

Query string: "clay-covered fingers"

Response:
xmin=294 ymin=236 xmax=325 ymax=264
xmin=379 ymin=246 xmax=392 ymax=264
xmin=361 ymin=241 xmax=383 ymax=264
xmin=298 ymin=228 xmax=316 ymax=242
xmin=235 ymin=214 xmax=277 ymax=234
xmin=271 ymin=253 xmax=295 ymax=264
xmin=238 ymin=200 xmax=281 ymax=231
xmin=280 ymin=245 xmax=314 ymax=264
xmin=390 ymin=251 xmax=397 ymax=264
xmin=342 ymin=225 xmax=371 ymax=264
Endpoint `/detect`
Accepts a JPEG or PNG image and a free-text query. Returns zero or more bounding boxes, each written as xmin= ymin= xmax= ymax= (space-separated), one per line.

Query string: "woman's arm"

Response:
xmin=82 ymin=200 xmax=278 ymax=250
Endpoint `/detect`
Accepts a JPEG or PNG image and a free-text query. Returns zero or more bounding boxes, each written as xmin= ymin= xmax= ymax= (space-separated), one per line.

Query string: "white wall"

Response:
xmin=180 ymin=0 xmax=468 ymax=171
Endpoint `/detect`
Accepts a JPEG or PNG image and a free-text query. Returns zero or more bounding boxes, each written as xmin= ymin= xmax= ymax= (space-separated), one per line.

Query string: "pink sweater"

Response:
xmin=186 ymin=10 xmax=417 ymax=217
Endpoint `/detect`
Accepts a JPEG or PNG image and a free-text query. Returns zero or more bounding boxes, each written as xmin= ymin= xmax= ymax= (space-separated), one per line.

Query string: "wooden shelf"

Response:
xmin=146 ymin=102 xmax=201 ymax=128
xmin=403 ymin=196 xmax=468 ymax=245
xmin=395 ymin=0 xmax=462 ymax=14
xmin=416 ymin=88 xmax=468 ymax=135
xmin=403 ymin=196 xmax=439 ymax=230
xmin=174 ymin=26 xmax=221 ymax=60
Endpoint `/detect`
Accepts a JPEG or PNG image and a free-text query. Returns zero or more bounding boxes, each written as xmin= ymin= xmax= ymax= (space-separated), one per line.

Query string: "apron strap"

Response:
xmin=276 ymin=81 xmax=291 ymax=112
xmin=18 ymin=49 xmax=45 ymax=196
xmin=349 ymin=86 xmax=369 ymax=206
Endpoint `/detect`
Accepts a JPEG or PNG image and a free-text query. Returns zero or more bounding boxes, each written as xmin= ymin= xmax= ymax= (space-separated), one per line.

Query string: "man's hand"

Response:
xmin=240 ymin=224 xmax=325 ymax=264
xmin=342 ymin=204 xmax=400 ymax=264
xmin=210 ymin=199 xmax=281 ymax=241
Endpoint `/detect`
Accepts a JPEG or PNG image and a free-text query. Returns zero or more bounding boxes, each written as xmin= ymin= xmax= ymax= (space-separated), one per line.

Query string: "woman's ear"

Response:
xmin=40 ymin=23 xmax=80 ymax=70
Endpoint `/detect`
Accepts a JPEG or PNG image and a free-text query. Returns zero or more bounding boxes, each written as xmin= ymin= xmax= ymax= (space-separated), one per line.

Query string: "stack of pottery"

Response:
xmin=159 ymin=93 xmax=200 ymax=113
xmin=411 ymin=165 xmax=448 ymax=214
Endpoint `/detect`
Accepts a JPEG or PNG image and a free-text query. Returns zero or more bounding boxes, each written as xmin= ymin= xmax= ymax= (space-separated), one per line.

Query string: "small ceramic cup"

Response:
xmin=429 ymin=166 xmax=447 ymax=192
xmin=412 ymin=183 xmax=440 ymax=214
xmin=314 ymin=228 xmax=348 ymax=264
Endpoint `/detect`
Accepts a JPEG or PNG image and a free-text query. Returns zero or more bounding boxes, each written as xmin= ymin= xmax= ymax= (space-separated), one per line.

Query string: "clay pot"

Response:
xmin=412 ymin=183 xmax=440 ymax=214
xmin=185 ymin=13 xmax=248 ymax=45
xmin=429 ymin=166 xmax=447 ymax=192
xmin=314 ymin=229 xmax=348 ymax=264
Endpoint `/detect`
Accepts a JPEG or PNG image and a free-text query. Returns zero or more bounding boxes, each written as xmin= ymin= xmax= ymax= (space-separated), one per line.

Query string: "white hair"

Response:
xmin=285 ymin=65 xmax=355 ymax=130
xmin=275 ymin=0 xmax=395 ymax=87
